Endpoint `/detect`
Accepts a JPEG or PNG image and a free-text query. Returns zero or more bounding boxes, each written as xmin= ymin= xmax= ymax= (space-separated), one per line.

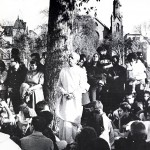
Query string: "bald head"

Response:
xmin=68 ymin=52 xmax=80 ymax=66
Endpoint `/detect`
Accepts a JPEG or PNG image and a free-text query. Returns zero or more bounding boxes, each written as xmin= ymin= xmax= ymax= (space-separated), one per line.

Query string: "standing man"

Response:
xmin=6 ymin=57 xmax=27 ymax=114
xmin=56 ymin=52 xmax=87 ymax=143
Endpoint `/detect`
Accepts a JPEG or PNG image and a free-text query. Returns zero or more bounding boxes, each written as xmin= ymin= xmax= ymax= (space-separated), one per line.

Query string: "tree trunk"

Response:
xmin=45 ymin=0 xmax=75 ymax=110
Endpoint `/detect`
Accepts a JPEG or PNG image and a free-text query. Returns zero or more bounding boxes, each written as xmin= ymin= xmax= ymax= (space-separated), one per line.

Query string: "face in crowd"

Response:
xmin=92 ymin=53 xmax=99 ymax=62
xmin=125 ymin=94 xmax=135 ymax=105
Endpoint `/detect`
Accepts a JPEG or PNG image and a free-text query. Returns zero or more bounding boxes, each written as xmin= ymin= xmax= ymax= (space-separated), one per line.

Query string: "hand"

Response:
xmin=27 ymin=88 xmax=33 ymax=95
xmin=65 ymin=93 xmax=74 ymax=100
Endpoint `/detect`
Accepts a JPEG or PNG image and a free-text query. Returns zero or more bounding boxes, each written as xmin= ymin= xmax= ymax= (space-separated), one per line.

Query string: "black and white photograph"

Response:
xmin=0 ymin=0 xmax=150 ymax=150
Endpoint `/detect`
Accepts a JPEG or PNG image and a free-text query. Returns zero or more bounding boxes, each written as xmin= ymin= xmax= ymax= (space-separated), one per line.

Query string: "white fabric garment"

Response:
xmin=0 ymin=132 xmax=21 ymax=150
xmin=56 ymin=65 xmax=85 ymax=143
xmin=56 ymin=65 xmax=84 ymax=124
xmin=100 ymin=113 xmax=114 ymax=147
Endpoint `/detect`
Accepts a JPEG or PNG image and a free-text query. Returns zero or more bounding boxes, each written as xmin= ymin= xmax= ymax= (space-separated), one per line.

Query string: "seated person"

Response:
xmin=115 ymin=121 xmax=150 ymax=150
xmin=112 ymin=102 xmax=133 ymax=133
xmin=14 ymin=103 xmax=37 ymax=138
xmin=143 ymin=91 xmax=150 ymax=109
xmin=86 ymin=100 xmax=114 ymax=146
xmin=39 ymin=111 xmax=67 ymax=150
xmin=35 ymin=100 xmax=50 ymax=116
xmin=0 ymin=100 xmax=15 ymax=126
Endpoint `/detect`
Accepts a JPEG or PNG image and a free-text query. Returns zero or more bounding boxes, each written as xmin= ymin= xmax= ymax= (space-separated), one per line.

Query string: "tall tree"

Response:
xmin=46 ymin=0 xmax=101 ymax=109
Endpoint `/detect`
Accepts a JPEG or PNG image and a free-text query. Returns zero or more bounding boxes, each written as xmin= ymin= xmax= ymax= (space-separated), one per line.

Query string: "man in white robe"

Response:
xmin=56 ymin=52 xmax=87 ymax=143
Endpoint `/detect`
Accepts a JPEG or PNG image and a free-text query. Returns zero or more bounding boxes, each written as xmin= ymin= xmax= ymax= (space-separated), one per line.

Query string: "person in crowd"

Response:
xmin=76 ymin=126 xmax=97 ymax=150
xmin=96 ymin=44 xmax=112 ymax=71
xmin=39 ymin=111 xmax=67 ymax=150
xmin=40 ymin=52 xmax=47 ymax=66
xmin=124 ymin=92 xmax=135 ymax=105
xmin=20 ymin=59 xmax=44 ymax=109
xmin=115 ymin=121 xmax=150 ymax=150
xmin=86 ymin=137 xmax=110 ymax=150
xmin=0 ymin=100 xmax=15 ymax=127
xmin=86 ymin=53 xmax=106 ymax=102
xmin=31 ymin=52 xmax=44 ymax=72
xmin=126 ymin=52 xmax=147 ymax=94
xmin=35 ymin=100 xmax=50 ymax=115
xmin=0 ymin=131 xmax=21 ymax=150
xmin=21 ymin=116 xmax=54 ymax=150
xmin=113 ymin=102 xmax=133 ymax=132
xmin=139 ymin=106 xmax=150 ymax=121
xmin=0 ymin=60 xmax=7 ymax=101
xmin=108 ymin=55 xmax=126 ymax=110
xmin=6 ymin=57 xmax=27 ymax=114
xmin=77 ymin=54 xmax=90 ymax=106
xmin=56 ymin=52 xmax=85 ymax=143
xmin=142 ymin=91 xmax=150 ymax=109
xmin=16 ymin=102 xmax=37 ymax=136
xmin=86 ymin=100 xmax=114 ymax=146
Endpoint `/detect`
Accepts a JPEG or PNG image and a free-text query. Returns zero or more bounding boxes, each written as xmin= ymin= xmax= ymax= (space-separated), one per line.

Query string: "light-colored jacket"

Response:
xmin=0 ymin=132 xmax=21 ymax=150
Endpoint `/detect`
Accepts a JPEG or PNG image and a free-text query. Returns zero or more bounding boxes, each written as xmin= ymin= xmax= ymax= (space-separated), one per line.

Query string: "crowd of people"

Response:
xmin=0 ymin=46 xmax=150 ymax=150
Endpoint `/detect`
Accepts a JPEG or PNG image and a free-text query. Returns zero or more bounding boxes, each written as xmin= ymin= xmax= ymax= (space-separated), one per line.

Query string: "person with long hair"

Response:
xmin=86 ymin=53 xmax=106 ymax=102
xmin=20 ymin=60 xmax=44 ymax=109
xmin=0 ymin=60 xmax=7 ymax=101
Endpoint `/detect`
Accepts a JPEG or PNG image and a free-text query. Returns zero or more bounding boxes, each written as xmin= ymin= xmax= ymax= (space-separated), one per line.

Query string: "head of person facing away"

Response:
xmin=35 ymin=101 xmax=50 ymax=116
xmin=38 ymin=111 xmax=53 ymax=128
xmin=86 ymin=138 xmax=110 ymax=150
xmin=68 ymin=52 xmax=80 ymax=67
xmin=76 ymin=126 xmax=97 ymax=150
xmin=31 ymin=116 xmax=46 ymax=132
xmin=130 ymin=121 xmax=147 ymax=141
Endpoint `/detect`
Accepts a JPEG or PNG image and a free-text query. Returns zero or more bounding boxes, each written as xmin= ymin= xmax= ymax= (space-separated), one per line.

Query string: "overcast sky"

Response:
xmin=0 ymin=0 xmax=150 ymax=34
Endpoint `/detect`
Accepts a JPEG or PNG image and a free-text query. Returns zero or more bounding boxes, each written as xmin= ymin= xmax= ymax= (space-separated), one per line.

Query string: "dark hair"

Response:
xmin=0 ymin=60 xmax=6 ymax=72
xmin=127 ymin=52 xmax=137 ymax=62
xmin=144 ymin=91 xmax=150 ymax=95
xmin=30 ymin=60 xmax=41 ymax=72
xmin=76 ymin=127 xmax=97 ymax=150
xmin=90 ymin=53 xmax=100 ymax=66
xmin=35 ymin=101 xmax=49 ymax=115
xmin=38 ymin=111 xmax=53 ymax=126
xmin=11 ymin=48 xmax=20 ymax=58
xmin=31 ymin=53 xmax=40 ymax=62
xmin=130 ymin=121 xmax=147 ymax=140
xmin=96 ymin=44 xmax=109 ymax=54
xmin=86 ymin=138 xmax=110 ymax=150
xmin=31 ymin=116 xmax=46 ymax=132
xmin=119 ymin=102 xmax=131 ymax=112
